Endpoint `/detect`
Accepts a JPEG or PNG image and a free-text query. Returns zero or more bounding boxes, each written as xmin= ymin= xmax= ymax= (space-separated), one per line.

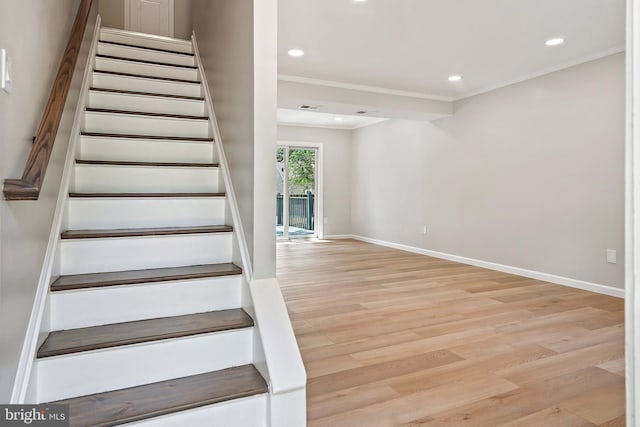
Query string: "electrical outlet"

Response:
xmin=1 ymin=49 xmax=12 ymax=94
xmin=422 ymin=225 xmax=428 ymax=235
xmin=323 ymin=217 xmax=328 ymax=225
xmin=606 ymin=249 xmax=617 ymax=264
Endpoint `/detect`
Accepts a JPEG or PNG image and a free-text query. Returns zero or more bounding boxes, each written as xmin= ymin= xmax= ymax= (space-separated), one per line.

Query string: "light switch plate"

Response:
xmin=1 ymin=48 xmax=12 ymax=94
xmin=606 ymin=249 xmax=617 ymax=264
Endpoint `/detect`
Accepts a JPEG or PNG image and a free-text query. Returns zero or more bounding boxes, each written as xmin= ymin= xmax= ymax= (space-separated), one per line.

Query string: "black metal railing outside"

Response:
xmin=276 ymin=191 xmax=314 ymax=230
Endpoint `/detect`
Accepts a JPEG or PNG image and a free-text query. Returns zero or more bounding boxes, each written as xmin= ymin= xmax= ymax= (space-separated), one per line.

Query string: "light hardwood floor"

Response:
xmin=276 ymin=239 xmax=625 ymax=427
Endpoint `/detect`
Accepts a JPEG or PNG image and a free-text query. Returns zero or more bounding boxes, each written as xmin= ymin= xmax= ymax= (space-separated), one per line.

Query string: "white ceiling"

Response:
xmin=278 ymin=0 xmax=625 ymax=100
xmin=277 ymin=108 xmax=387 ymax=130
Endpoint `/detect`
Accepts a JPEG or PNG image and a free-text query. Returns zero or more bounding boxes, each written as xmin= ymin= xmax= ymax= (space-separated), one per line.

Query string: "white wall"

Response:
xmin=352 ymin=53 xmax=625 ymax=289
xmin=192 ymin=0 xmax=277 ymax=279
xmin=0 ymin=0 xmax=97 ymax=401
xmin=98 ymin=0 xmax=192 ymax=39
xmin=277 ymin=125 xmax=353 ymax=237
xmin=98 ymin=0 xmax=124 ymax=29
xmin=173 ymin=0 xmax=192 ymax=39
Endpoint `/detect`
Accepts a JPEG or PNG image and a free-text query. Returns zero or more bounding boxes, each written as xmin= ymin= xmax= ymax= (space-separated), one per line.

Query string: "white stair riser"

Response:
xmin=50 ymin=276 xmax=243 ymax=330
xmin=92 ymin=73 xmax=201 ymax=97
xmin=37 ymin=329 xmax=253 ymax=402
xmin=67 ymin=198 xmax=226 ymax=230
xmin=124 ymin=395 xmax=267 ymax=427
xmin=84 ymin=112 xmax=210 ymax=138
xmin=98 ymin=42 xmax=195 ymax=67
xmin=73 ymin=165 xmax=219 ymax=193
xmin=100 ymin=29 xmax=193 ymax=54
xmin=79 ymin=136 xmax=215 ymax=163
xmin=96 ymin=57 xmax=198 ymax=81
xmin=60 ymin=233 xmax=233 ymax=275
xmin=88 ymin=91 xmax=205 ymax=116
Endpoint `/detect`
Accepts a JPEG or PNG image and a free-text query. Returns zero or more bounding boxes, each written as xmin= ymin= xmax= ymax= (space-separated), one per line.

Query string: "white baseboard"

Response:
xmin=322 ymin=234 xmax=357 ymax=240
xmin=336 ymin=235 xmax=624 ymax=299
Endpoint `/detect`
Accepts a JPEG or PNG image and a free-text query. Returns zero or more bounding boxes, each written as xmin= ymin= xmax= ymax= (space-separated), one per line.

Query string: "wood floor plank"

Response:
xmin=500 ymin=406 xmax=596 ymax=427
xmin=51 ymin=263 xmax=242 ymax=291
xmin=38 ymin=309 xmax=253 ymax=358
xmin=495 ymin=341 xmax=623 ymax=386
xmin=308 ymin=383 xmax=401 ymax=422
xmin=599 ymin=415 xmax=626 ymax=427
xmin=541 ymin=323 xmax=624 ymax=353
xmin=52 ymin=365 xmax=267 ymax=427
xmin=597 ymin=358 xmax=626 ymax=376
xmin=276 ymin=239 xmax=625 ymax=426
xmin=313 ymin=372 xmax=518 ymax=427
xmin=560 ymin=383 xmax=625 ymax=425
xmin=308 ymin=350 xmax=463 ymax=397
xmin=422 ymin=367 xmax=621 ymax=426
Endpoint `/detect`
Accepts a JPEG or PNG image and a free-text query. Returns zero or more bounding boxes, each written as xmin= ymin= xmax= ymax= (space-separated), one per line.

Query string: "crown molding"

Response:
xmin=278 ymin=74 xmax=454 ymax=102
xmin=455 ymin=46 xmax=626 ymax=101
xmin=279 ymin=47 xmax=625 ymax=107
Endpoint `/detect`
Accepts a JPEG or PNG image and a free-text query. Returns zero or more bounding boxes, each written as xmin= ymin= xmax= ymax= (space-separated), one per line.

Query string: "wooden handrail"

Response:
xmin=3 ymin=0 xmax=93 ymax=200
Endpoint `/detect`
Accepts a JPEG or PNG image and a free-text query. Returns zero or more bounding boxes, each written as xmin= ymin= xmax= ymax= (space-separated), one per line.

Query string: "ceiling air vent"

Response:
xmin=298 ymin=104 xmax=319 ymax=110
xmin=356 ymin=110 xmax=368 ymax=114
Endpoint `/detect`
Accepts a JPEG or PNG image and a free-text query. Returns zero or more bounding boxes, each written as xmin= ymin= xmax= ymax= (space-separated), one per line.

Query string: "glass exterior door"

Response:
xmin=276 ymin=146 xmax=317 ymax=239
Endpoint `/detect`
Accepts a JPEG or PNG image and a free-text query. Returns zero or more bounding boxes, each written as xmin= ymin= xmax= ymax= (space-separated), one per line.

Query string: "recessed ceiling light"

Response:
xmin=334 ymin=117 xmax=344 ymax=121
xmin=545 ymin=37 xmax=564 ymax=47
xmin=448 ymin=75 xmax=462 ymax=82
xmin=353 ymin=0 xmax=368 ymax=2
xmin=288 ymin=49 xmax=305 ymax=57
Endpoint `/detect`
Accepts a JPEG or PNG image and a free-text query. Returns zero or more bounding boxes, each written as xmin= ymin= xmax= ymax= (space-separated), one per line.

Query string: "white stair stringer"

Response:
xmin=60 ymin=232 xmax=233 ymax=275
xmin=50 ymin=275 xmax=243 ymax=330
xmin=67 ymin=196 xmax=226 ymax=230
xmin=78 ymin=135 xmax=215 ymax=163
xmin=36 ymin=328 xmax=254 ymax=402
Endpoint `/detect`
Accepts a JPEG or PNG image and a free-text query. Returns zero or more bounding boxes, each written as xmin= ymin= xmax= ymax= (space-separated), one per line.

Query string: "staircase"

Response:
xmin=33 ymin=27 xmax=270 ymax=426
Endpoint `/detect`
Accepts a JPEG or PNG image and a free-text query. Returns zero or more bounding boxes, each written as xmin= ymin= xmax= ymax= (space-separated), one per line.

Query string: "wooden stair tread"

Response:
xmin=96 ymin=54 xmax=198 ymax=69
xmin=85 ymin=107 xmax=208 ymax=121
xmin=75 ymin=159 xmax=218 ymax=167
xmin=69 ymin=192 xmax=225 ymax=198
xmin=61 ymin=225 xmax=233 ymax=239
xmin=99 ymin=39 xmax=196 ymax=56
xmin=52 ymin=365 xmax=267 ymax=427
xmin=81 ymin=132 xmax=214 ymax=142
xmin=51 ymin=263 xmax=242 ymax=292
xmin=90 ymin=87 xmax=204 ymax=101
xmin=38 ymin=309 xmax=253 ymax=358
xmin=93 ymin=69 xmax=200 ymax=84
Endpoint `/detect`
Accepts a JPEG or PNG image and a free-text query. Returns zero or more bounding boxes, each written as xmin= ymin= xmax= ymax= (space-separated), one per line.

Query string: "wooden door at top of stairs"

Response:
xmin=126 ymin=0 xmax=174 ymax=38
